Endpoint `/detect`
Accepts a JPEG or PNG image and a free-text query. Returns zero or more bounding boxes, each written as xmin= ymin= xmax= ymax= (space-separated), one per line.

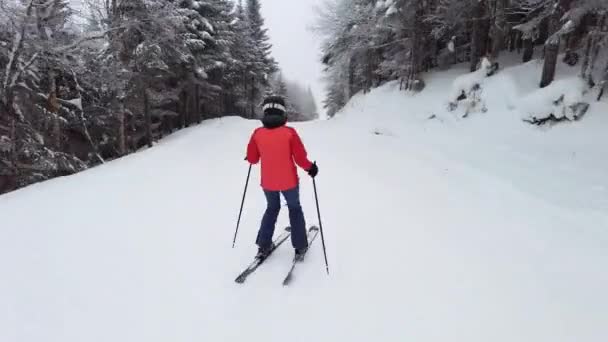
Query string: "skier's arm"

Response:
xmin=246 ymin=131 xmax=260 ymax=164
xmin=290 ymin=129 xmax=313 ymax=170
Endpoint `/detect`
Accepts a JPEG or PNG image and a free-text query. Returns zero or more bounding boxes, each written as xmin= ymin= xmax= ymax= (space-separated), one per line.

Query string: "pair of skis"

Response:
xmin=234 ymin=226 xmax=320 ymax=285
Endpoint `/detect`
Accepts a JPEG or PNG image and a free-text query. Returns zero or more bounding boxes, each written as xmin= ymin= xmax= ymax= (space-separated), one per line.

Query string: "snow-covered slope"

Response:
xmin=1 ymin=57 xmax=607 ymax=342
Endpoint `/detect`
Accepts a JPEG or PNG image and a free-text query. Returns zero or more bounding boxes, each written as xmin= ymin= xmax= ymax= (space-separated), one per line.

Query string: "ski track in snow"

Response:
xmin=1 ymin=58 xmax=607 ymax=342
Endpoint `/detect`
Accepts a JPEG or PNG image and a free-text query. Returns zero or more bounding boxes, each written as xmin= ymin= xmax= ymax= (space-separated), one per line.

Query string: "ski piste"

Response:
xmin=234 ymin=227 xmax=291 ymax=284
xmin=282 ymin=226 xmax=320 ymax=286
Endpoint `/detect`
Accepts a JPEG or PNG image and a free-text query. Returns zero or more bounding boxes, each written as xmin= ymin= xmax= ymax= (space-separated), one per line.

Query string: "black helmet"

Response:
xmin=262 ymin=95 xmax=286 ymax=116
xmin=261 ymin=95 xmax=287 ymax=128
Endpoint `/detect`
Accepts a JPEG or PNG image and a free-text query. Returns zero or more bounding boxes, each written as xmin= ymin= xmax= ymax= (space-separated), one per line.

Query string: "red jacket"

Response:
xmin=246 ymin=126 xmax=313 ymax=191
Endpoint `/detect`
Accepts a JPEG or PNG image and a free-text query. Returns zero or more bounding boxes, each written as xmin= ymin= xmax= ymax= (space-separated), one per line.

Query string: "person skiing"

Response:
xmin=245 ymin=95 xmax=318 ymax=261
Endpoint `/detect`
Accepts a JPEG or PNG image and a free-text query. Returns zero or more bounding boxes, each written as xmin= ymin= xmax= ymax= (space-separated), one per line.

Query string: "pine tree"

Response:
xmin=1 ymin=0 xmax=284 ymax=194
xmin=0 ymin=0 xmax=87 ymax=191
xmin=306 ymin=86 xmax=319 ymax=118
xmin=245 ymin=0 xmax=278 ymax=117
xmin=228 ymin=0 xmax=258 ymax=116
xmin=246 ymin=0 xmax=278 ymax=76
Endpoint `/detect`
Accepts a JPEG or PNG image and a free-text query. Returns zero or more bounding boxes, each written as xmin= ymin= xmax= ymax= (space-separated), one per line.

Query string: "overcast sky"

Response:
xmin=259 ymin=0 xmax=326 ymax=117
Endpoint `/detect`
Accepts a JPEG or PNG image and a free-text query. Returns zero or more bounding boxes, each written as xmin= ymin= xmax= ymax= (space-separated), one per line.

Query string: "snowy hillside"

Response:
xmin=1 ymin=58 xmax=607 ymax=342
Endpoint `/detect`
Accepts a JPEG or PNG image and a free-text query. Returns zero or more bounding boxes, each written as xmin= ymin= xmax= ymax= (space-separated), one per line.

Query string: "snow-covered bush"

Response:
xmin=520 ymin=78 xmax=591 ymax=126
xmin=447 ymin=58 xmax=498 ymax=118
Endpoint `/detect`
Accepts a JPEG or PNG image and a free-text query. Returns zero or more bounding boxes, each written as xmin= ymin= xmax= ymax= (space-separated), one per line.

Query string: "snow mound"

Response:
xmin=446 ymin=58 xmax=499 ymax=118
xmin=449 ymin=58 xmax=496 ymax=102
xmin=519 ymin=77 xmax=589 ymax=124
xmin=423 ymin=54 xmax=599 ymax=126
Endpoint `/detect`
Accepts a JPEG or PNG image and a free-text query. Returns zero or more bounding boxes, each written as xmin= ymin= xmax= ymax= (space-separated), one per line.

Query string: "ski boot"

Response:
xmin=255 ymin=244 xmax=274 ymax=260
xmin=294 ymin=247 xmax=308 ymax=262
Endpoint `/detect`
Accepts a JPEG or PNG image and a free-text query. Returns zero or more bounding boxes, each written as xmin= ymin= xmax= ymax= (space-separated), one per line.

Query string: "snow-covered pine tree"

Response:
xmin=305 ymin=86 xmax=319 ymax=118
xmin=425 ymin=0 xmax=471 ymax=69
xmin=285 ymin=80 xmax=318 ymax=121
xmin=268 ymin=71 xmax=299 ymax=119
xmin=0 ymin=0 xmax=281 ymax=194
xmin=267 ymin=70 xmax=318 ymax=121
xmin=271 ymin=72 xmax=289 ymax=98
xmin=104 ymin=0 xmax=212 ymax=146
xmin=226 ymin=0 xmax=258 ymax=116
xmin=0 ymin=0 xmax=88 ymax=192
xmin=179 ymin=0 xmax=237 ymax=119
xmin=246 ymin=0 xmax=278 ymax=76
xmin=207 ymin=0 xmax=240 ymax=116
xmin=576 ymin=1 xmax=608 ymax=96
xmin=511 ymin=0 xmax=608 ymax=88
xmin=245 ymin=0 xmax=278 ymax=117
xmin=313 ymin=0 xmax=385 ymax=116
xmin=369 ymin=0 xmax=433 ymax=91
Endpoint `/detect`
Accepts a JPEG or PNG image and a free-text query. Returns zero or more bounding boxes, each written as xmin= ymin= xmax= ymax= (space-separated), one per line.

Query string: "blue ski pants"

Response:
xmin=256 ymin=185 xmax=308 ymax=250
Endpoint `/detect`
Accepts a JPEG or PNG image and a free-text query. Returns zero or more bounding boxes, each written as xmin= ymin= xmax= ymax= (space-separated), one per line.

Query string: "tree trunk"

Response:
xmin=195 ymin=84 xmax=201 ymax=123
xmin=185 ymin=84 xmax=191 ymax=128
xmin=118 ymin=109 xmax=126 ymax=155
xmin=580 ymin=32 xmax=594 ymax=84
xmin=516 ymin=32 xmax=523 ymax=53
xmin=10 ymin=116 xmax=17 ymax=164
xmin=365 ymin=50 xmax=373 ymax=93
xmin=143 ymin=86 xmax=152 ymax=148
xmin=540 ymin=0 xmax=572 ymax=88
xmin=180 ymin=90 xmax=187 ymax=128
xmin=598 ymin=53 xmax=608 ymax=100
xmin=508 ymin=31 xmax=516 ymax=52
xmin=540 ymin=43 xmax=559 ymax=87
xmin=582 ymin=13 xmax=607 ymax=87
xmin=70 ymin=70 xmax=103 ymax=163
xmin=52 ymin=118 xmax=61 ymax=150
xmin=470 ymin=0 xmax=487 ymax=71
xmin=522 ymin=38 xmax=534 ymax=62
xmin=588 ymin=35 xmax=603 ymax=81
xmin=403 ymin=0 xmax=423 ymax=90
xmin=538 ymin=17 xmax=550 ymax=48
xmin=348 ymin=56 xmax=356 ymax=98
xmin=408 ymin=26 xmax=422 ymax=89
xmin=249 ymin=76 xmax=256 ymax=118
xmin=171 ymin=101 xmax=178 ymax=133
xmin=48 ymin=71 xmax=62 ymax=150
xmin=490 ymin=0 xmax=508 ymax=60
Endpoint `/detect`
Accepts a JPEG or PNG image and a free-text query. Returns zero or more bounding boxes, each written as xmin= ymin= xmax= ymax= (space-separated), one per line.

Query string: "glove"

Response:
xmin=307 ymin=163 xmax=318 ymax=178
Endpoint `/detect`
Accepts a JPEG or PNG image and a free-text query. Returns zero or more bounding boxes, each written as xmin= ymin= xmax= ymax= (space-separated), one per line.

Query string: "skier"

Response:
xmin=245 ymin=95 xmax=318 ymax=261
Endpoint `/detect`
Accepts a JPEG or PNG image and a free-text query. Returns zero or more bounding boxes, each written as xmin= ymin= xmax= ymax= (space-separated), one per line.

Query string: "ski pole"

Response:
xmin=312 ymin=164 xmax=330 ymax=275
xmin=232 ymin=163 xmax=252 ymax=248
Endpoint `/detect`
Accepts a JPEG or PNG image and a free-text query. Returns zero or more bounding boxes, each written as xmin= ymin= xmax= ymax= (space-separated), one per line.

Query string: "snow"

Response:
xmin=513 ymin=16 xmax=543 ymax=40
xmin=1 ymin=54 xmax=608 ymax=342
xmin=443 ymin=54 xmax=597 ymax=124
xmin=447 ymin=38 xmax=455 ymax=53
xmin=196 ymin=67 xmax=208 ymax=79
xmin=201 ymin=18 xmax=214 ymax=33
xmin=68 ymin=98 xmax=82 ymax=110
xmin=448 ymin=57 xmax=494 ymax=102
xmin=518 ymin=77 xmax=586 ymax=121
